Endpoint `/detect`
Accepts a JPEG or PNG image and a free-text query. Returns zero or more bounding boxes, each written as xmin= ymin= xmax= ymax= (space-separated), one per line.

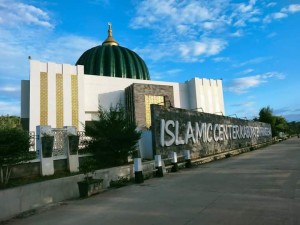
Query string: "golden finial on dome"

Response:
xmin=102 ymin=22 xmax=119 ymax=46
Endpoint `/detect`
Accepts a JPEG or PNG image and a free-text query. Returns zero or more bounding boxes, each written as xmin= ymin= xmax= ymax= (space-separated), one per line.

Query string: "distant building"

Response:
xmin=21 ymin=24 xmax=225 ymax=132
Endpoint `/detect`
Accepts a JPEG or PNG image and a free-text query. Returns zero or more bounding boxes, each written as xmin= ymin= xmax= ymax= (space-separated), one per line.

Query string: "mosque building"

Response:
xmin=20 ymin=24 xmax=225 ymax=132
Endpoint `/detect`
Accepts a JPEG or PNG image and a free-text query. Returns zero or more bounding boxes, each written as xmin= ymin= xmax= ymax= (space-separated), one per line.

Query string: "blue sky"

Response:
xmin=0 ymin=0 xmax=300 ymax=121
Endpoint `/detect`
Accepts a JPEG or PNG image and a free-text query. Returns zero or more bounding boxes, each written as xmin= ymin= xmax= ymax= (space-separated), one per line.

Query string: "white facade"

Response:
xmin=21 ymin=60 xmax=225 ymax=132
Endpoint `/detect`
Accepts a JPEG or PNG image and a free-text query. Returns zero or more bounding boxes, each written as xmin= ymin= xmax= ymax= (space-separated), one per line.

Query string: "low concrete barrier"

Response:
xmin=0 ymin=164 xmax=135 ymax=221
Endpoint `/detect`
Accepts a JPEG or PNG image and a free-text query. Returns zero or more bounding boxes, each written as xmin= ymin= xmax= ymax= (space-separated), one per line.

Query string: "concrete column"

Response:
xmin=64 ymin=126 xmax=79 ymax=172
xmin=155 ymin=155 xmax=163 ymax=177
xmin=170 ymin=152 xmax=178 ymax=172
xmin=37 ymin=125 xmax=54 ymax=176
xmin=134 ymin=158 xmax=144 ymax=184
xmin=184 ymin=150 xmax=192 ymax=168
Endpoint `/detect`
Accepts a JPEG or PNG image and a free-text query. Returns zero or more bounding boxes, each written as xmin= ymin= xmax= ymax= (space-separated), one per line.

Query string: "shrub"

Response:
xmin=85 ymin=104 xmax=141 ymax=168
xmin=78 ymin=157 xmax=97 ymax=181
xmin=110 ymin=176 xmax=130 ymax=188
xmin=0 ymin=128 xmax=34 ymax=185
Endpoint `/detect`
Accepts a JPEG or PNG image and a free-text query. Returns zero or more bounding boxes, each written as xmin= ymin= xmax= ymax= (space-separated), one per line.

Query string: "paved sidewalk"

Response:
xmin=5 ymin=138 xmax=300 ymax=225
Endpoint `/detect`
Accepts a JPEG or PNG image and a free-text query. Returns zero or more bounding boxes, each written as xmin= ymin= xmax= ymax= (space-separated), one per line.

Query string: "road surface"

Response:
xmin=5 ymin=137 xmax=300 ymax=225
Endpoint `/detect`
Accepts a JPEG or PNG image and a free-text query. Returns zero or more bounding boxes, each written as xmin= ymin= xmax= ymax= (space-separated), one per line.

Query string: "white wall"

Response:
xmin=187 ymin=78 xmax=225 ymax=115
xmin=29 ymin=60 xmax=85 ymax=131
xmin=83 ymin=75 xmax=189 ymax=114
xmin=26 ymin=60 xmax=225 ymax=132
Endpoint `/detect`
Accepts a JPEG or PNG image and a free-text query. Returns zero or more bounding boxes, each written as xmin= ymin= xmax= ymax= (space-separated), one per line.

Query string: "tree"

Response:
xmin=0 ymin=128 xmax=34 ymax=186
xmin=258 ymin=106 xmax=276 ymax=136
xmin=274 ymin=116 xmax=289 ymax=134
xmin=287 ymin=121 xmax=300 ymax=135
xmin=258 ymin=106 xmax=289 ymax=137
xmin=258 ymin=106 xmax=274 ymax=124
xmin=0 ymin=115 xmax=20 ymax=129
xmin=85 ymin=104 xmax=141 ymax=168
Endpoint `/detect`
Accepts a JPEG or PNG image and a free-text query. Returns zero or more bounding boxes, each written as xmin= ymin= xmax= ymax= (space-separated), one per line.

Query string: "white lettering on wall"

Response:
xmin=195 ymin=122 xmax=206 ymax=143
xmin=213 ymin=124 xmax=219 ymax=142
xmin=164 ymin=120 xmax=175 ymax=147
xmin=175 ymin=120 xmax=185 ymax=145
xmin=160 ymin=120 xmax=272 ymax=147
xmin=207 ymin=123 xmax=213 ymax=143
xmin=185 ymin=121 xmax=196 ymax=144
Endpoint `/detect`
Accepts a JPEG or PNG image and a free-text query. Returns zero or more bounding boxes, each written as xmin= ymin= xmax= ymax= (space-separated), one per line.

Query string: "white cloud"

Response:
xmin=272 ymin=12 xmax=288 ymax=19
xmin=149 ymin=68 xmax=183 ymax=80
xmin=202 ymin=22 xmax=215 ymax=30
xmin=212 ymin=57 xmax=231 ymax=63
xmin=267 ymin=32 xmax=277 ymax=38
xmin=225 ymin=72 xmax=285 ymax=94
xmin=38 ymin=35 xmax=98 ymax=64
xmin=237 ymin=0 xmax=256 ymax=13
xmin=0 ymin=85 xmax=20 ymax=92
xmin=239 ymin=68 xmax=254 ymax=75
xmin=0 ymin=1 xmax=100 ymax=116
xmin=0 ymin=101 xmax=20 ymax=116
xmin=234 ymin=56 xmax=272 ymax=67
xmin=130 ymin=0 xmax=278 ymax=63
xmin=264 ymin=4 xmax=300 ymax=23
xmin=231 ymin=101 xmax=255 ymax=108
xmin=179 ymin=39 xmax=227 ymax=60
xmin=263 ymin=12 xmax=288 ymax=23
xmin=230 ymin=30 xmax=243 ymax=37
xmin=0 ymin=1 xmax=53 ymax=28
xmin=131 ymin=0 xmax=217 ymax=30
xmin=136 ymin=38 xmax=226 ymax=63
xmin=266 ymin=2 xmax=277 ymax=8
xmin=282 ymin=4 xmax=300 ymax=13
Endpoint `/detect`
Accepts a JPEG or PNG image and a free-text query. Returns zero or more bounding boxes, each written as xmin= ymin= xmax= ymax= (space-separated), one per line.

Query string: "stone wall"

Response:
xmin=125 ymin=83 xmax=174 ymax=127
xmin=151 ymin=105 xmax=272 ymax=159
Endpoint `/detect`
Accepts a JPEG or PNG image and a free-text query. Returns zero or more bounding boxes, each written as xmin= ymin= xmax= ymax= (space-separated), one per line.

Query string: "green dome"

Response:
xmin=76 ymin=24 xmax=150 ymax=80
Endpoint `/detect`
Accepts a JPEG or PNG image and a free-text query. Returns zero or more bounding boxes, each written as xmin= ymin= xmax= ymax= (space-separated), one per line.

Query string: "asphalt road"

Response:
xmin=6 ymin=137 xmax=300 ymax=225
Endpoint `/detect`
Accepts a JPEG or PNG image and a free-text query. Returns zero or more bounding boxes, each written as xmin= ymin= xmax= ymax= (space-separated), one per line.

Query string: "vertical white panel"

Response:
xmin=77 ymin=65 xmax=85 ymax=131
xmin=212 ymin=80 xmax=219 ymax=113
xmin=177 ymin=83 xmax=189 ymax=109
xmin=199 ymin=79 xmax=206 ymax=112
xmin=187 ymin=78 xmax=197 ymax=110
xmin=171 ymin=83 xmax=182 ymax=108
xmin=29 ymin=60 xmax=42 ymax=131
xmin=218 ymin=80 xmax=225 ymax=115
xmin=47 ymin=62 xmax=57 ymax=128
xmin=62 ymin=64 xmax=72 ymax=127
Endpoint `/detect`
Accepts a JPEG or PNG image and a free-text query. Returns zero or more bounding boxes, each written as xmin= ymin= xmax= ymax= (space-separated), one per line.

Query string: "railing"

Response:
xmin=28 ymin=130 xmax=91 ymax=156
xmin=28 ymin=131 xmax=36 ymax=152
xmin=52 ymin=129 xmax=68 ymax=157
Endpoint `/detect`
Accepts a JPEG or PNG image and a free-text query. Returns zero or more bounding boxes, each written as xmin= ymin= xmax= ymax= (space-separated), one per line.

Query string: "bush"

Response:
xmin=110 ymin=176 xmax=130 ymax=188
xmin=0 ymin=128 xmax=34 ymax=185
xmin=85 ymin=104 xmax=141 ymax=168
xmin=79 ymin=157 xmax=97 ymax=181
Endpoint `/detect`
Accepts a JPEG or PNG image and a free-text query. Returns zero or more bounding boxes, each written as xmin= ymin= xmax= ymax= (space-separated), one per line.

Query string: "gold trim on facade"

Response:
xmin=56 ymin=74 xmax=63 ymax=128
xmin=145 ymin=95 xmax=164 ymax=128
xmin=71 ymin=75 xmax=79 ymax=129
xmin=40 ymin=72 xmax=48 ymax=125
